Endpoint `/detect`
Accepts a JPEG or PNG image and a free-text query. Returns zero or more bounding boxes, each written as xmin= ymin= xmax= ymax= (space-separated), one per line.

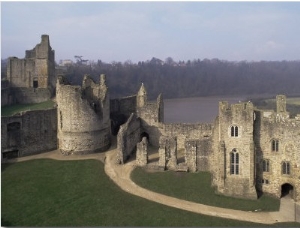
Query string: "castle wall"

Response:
xmin=213 ymin=101 xmax=257 ymax=199
xmin=6 ymin=35 xmax=55 ymax=104
xmin=56 ymin=75 xmax=111 ymax=155
xmin=254 ymin=108 xmax=300 ymax=201
xmin=110 ymin=95 xmax=137 ymax=118
xmin=117 ymin=113 xmax=141 ymax=164
xmin=1 ymin=108 xmax=57 ymax=159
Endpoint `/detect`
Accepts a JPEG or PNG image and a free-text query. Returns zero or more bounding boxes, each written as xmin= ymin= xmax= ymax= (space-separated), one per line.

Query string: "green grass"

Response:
xmin=131 ymin=167 xmax=280 ymax=212
xmin=1 ymin=100 xmax=55 ymax=117
xmin=1 ymin=159 xmax=273 ymax=227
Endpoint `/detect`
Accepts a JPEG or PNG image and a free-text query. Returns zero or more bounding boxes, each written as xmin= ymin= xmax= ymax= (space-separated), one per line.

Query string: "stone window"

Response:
xmin=271 ymin=139 xmax=279 ymax=152
xmin=282 ymin=162 xmax=291 ymax=175
xmin=230 ymin=149 xmax=239 ymax=175
xmin=7 ymin=122 xmax=21 ymax=132
xmin=263 ymin=159 xmax=270 ymax=172
xmin=261 ymin=179 xmax=269 ymax=184
xmin=230 ymin=125 xmax=239 ymax=137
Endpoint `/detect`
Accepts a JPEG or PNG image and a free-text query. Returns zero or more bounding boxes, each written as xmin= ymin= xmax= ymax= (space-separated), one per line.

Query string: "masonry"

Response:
xmin=2 ymin=35 xmax=300 ymax=203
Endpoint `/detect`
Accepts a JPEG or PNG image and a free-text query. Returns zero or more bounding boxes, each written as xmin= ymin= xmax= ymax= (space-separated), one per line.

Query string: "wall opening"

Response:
xmin=7 ymin=122 xmax=21 ymax=132
xmin=281 ymin=183 xmax=294 ymax=198
xmin=140 ymin=132 xmax=149 ymax=141
xmin=2 ymin=150 xmax=19 ymax=159
xmin=33 ymin=79 xmax=38 ymax=88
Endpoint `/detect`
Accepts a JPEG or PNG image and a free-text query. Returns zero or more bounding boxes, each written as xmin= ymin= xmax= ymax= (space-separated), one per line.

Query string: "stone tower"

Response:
xmin=214 ymin=101 xmax=257 ymax=199
xmin=56 ymin=74 xmax=111 ymax=155
xmin=6 ymin=34 xmax=56 ymax=104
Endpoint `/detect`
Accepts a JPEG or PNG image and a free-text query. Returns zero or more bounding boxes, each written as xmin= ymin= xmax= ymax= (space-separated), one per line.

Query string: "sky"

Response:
xmin=1 ymin=1 xmax=300 ymax=63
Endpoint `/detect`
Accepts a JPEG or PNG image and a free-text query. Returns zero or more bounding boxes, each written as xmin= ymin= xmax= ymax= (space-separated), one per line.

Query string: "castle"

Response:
xmin=2 ymin=35 xmax=300 ymax=202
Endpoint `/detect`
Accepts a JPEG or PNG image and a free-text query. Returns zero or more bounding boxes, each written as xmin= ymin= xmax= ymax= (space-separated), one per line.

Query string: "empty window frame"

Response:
xmin=230 ymin=149 xmax=239 ymax=175
xmin=272 ymin=139 xmax=279 ymax=152
xmin=282 ymin=162 xmax=291 ymax=175
xmin=263 ymin=159 xmax=270 ymax=172
xmin=230 ymin=126 xmax=239 ymax=137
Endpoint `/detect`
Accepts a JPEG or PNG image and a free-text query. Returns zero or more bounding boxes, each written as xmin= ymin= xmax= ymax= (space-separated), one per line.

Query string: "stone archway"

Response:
xmin=281 ymin=183 xmax=294 ymax=199
xmin=140 ymin=132 xmax=149 ymax=142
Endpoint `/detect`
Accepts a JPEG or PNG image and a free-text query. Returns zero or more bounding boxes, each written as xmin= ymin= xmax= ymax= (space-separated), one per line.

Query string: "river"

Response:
xmin=164 ymin=96 xmax=246 ymax=123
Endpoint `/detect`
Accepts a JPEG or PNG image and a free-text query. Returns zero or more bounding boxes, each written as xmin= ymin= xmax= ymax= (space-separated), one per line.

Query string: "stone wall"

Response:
xmin=213 ymin=101 xmax=257 ymax=199
xmin=56 ymin=75 xmax=111 ymax=155
xmin=117 ymin=113 xmax=141 ymax=164
xmin=1 ymin=108 xmax=57 ymax=159
xmin=6 ymin=35 xmax=55 ymax=104
xmin=136 ymin=137 xmax=148 ymax=166
xmin=254 ymin=96 xmax=300 ymax=201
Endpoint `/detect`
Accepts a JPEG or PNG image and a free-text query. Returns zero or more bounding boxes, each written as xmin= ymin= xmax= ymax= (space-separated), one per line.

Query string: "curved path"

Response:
xmin=6 ymin=147 xmax=297 ymax=225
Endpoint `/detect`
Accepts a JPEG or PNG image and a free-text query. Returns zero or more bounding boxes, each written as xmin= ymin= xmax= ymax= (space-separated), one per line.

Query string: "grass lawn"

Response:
xmin=1 ymin=159 xmax=299 ymax=227
xmin=1 ymin=159 xmax=275 ymax=227
xmin=131 ymin=167 xmax=280 ymax=212
xmin=1 ymin=100 xmax=55 ymax=117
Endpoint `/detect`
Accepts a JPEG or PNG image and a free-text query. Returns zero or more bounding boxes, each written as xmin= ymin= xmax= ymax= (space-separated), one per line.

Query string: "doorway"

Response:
xmin=281 ymin=183 xmax=294 ymax=198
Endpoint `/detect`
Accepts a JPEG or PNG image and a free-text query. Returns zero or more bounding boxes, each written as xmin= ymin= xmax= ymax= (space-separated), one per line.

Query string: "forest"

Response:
xmin=2 ymin=58 xmax=300 ymax=100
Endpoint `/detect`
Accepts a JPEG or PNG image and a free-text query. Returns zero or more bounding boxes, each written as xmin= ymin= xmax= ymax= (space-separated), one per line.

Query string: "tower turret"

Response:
xmin=137 ymin=83 xmax=147 ymax=108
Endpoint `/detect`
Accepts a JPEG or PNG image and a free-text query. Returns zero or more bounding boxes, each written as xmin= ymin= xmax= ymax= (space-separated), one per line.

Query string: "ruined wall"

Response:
xmin=110 ymin=95 xmax=137 ymax=118
xmin=56 ymin=75 xmax=111 ymax=155
xmin=1 ymin=108 xmax=57 ymax=159
xmin=1 ymin=79 xmax=13 ymax=106
xmin=212 ymin=101 xmax=257 ymax=199
xmin=117 ymin=113 xmax=141 ymax=164
xmin=136 ymin=137 xmax=148 ymax=166
xmin=137 ymin=84 xmax=164 ymax=147
xmin=158 ymin=136 xmax=178 ymax=170
xmin=254 ymin=96 xmax=300 ymax=201
xmin=6 ymin=35 xmax=55 ymax=104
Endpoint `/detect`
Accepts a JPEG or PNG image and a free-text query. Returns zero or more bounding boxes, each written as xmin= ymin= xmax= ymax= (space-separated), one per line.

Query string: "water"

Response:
xmin=164 ymin=96 xmax=245 ymax=123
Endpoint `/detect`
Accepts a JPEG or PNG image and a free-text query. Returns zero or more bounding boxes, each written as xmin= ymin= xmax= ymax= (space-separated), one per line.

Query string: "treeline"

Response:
xmin=3 ymin=57 xmax=300 ymax=100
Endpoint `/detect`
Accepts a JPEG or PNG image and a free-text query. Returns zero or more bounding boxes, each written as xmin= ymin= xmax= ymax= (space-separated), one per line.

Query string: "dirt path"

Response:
xmin=5 ymin=146 xmax=297 ymax=224
xmin=104 ymin=149 xmax=292 ymax=225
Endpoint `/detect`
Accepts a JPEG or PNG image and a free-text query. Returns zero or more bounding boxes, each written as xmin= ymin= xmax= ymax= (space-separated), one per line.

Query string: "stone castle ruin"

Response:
xmin=2 ymin=35 xmax=300 ymax=203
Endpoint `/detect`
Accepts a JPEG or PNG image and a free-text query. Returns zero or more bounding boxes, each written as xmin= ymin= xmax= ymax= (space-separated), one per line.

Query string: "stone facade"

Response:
xmin=56 ymin=74 xmax=111 ymax=155
xmin=136 ymin=137 xmax=148 ymax=166
xmin=1 ymin=108 xmax=57 ymax=159
xmin=4 ymin=35 xmax=56 ymax=105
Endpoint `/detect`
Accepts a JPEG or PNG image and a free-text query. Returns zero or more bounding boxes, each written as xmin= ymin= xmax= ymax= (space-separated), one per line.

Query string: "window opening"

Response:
xmin=230 ymin=126 xmax=238 ymax=137
xmin=263 ymin=159 xmax=270 ymax=172
xmin=230 ymin=149 xmax=239 ymax=175
xmin=272 ymin=139 xmax=279 ymax=152
xmin=282 ymin=162 xmax=290 ymax=175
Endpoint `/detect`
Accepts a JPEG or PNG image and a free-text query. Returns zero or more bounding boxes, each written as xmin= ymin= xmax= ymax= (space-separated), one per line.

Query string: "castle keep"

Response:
xmin=2 ymin=35 xmax=299 ymax=203
xmin=3 ymin=35 xmax=56 ymax=105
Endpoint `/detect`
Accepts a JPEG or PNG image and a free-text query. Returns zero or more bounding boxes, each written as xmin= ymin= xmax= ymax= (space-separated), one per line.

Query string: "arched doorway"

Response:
xmin=281 ymin=183 xmax=294 ymax=198
xmin=140 ymin=132 xmax=149 ymax=142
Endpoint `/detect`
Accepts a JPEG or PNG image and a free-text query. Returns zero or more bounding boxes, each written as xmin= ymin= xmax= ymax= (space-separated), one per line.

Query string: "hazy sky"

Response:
xmin=2 ymin=1 xmax=300 ymax=63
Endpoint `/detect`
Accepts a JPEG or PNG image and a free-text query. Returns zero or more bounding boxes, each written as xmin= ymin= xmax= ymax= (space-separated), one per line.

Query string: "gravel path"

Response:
xmin=5 ymin=145 xmax=297 ymax=224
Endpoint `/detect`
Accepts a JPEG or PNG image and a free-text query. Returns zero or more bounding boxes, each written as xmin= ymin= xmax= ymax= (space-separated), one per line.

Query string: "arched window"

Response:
xmin=230 ymin=149 xmax=239 ymax=175
xmin=282 ymin=162 xmax=290 ymax=175
xmin=263 ymin=159 xmax=270 ymax=172
xmin=230 ymin=125 xmax=239 ymax=137
xmin=272 ymin=139 xmax=279 ymax=152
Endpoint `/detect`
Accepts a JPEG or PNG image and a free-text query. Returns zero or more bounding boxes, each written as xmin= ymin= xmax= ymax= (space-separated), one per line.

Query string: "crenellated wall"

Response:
xmin=56 ymin=74 xmax=111 ymax=155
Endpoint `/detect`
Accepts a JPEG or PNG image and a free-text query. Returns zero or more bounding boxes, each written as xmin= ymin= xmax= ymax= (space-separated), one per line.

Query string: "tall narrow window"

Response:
xmin=282 ymin=162 xmax=290 ymax=175
xmin=230 ymin=149 xmax=239 ymax=175
xmin=230 ymin=126 xmax=239 ymax=137
xmin=272 ymin=139 xmax=279 ymax=152
xmin=263 ymin=159 xmax=270 ymax=172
